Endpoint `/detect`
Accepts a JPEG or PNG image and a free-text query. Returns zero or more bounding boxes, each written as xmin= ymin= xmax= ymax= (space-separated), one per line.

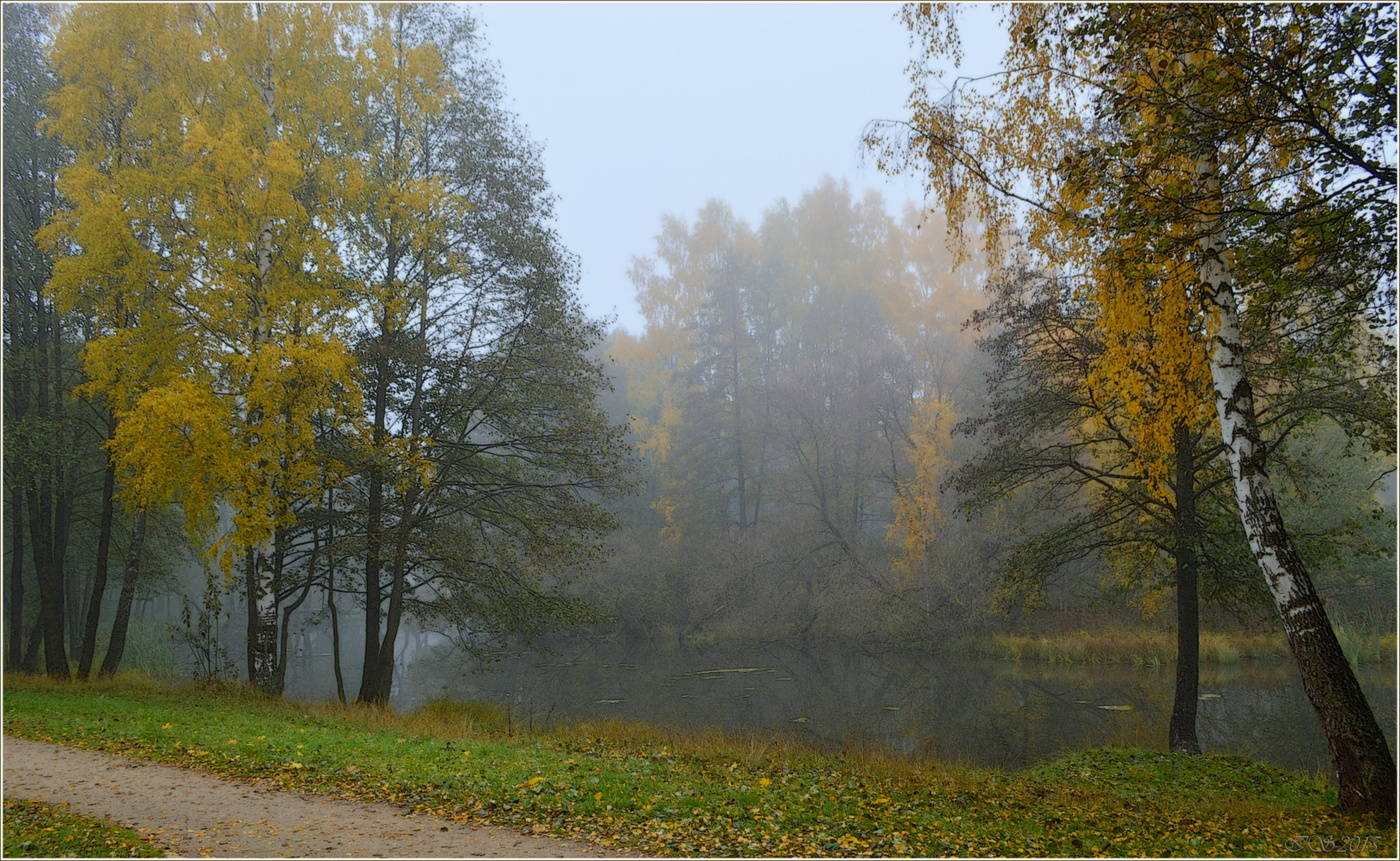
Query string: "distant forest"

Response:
xmin=589 ymin=179 xmax=1395 ymax=647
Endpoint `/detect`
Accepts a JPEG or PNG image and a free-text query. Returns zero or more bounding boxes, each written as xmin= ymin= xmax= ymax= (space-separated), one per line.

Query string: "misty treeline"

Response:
xmin=596 ymin=188 xmax=990 ymax=643
xmin=585 ymin=180 xmax=1395 ymax=652
xmin=594 ymin=189 xmax=995 ymax=639
xmin=4 ymin=3 xmax=628 ymax=701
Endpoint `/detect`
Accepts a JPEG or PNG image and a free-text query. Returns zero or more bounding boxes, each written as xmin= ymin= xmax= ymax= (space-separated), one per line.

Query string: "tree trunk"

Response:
xmin=31 ymin=514 xmax=68 ymax=678
xmin=27 ymin=304 xmax=69 ymax=679
xmin=77 ymin=438 xmax=118 ymax=678
xmin=274 ymin=526 xmax=317 ymax=695
xmin=69 ymin=564 xmax=88 ymax=658
xmin=274 ymin=587 xmax=308 ymax=695
xmin=7 ymin=487 xmax=26 ymax=670
xmin=245 ymin=542 xmax=280 ymax=694
xmin=729 ymin=287 xmax=747 ymax=528
xmin=358 ymin=31 xmax=410 ymax=700
xmin=243 ymin=550 xmax=257 ymax=681
xmin=1168 ymin=424 xmax=1200 ymax=754
xmin=363 ymin=255 xmax=428 ymax=705
xmin=366 ymin=490 xmax=417 ymax=705
xmin=22 ymin=617 xmax=44 ymax=672
xmin=357 ymin=375 xmax=388 ymax=703
xmin=238 ymin=30 xmax=285 ymax=699
xmin=99 ymin=509 xmax=147 ymax=677
xmin=327 ymin=565 xmax=347 ymax=705
xmin=324 ymin=486 xmax=347 ymax=704
xmin=1197 ymin=156 xmax=1395 ymax=813
xmin=357 ymin=257 xmax=400 ymax=704
xmin=750 ymin=376 xmax=771 ymax=529
xmin=52 ymin=305 xmax=76 ymax=662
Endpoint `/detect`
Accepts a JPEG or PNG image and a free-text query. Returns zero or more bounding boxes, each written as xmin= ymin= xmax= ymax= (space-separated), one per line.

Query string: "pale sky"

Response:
xmin=472 ymin=2 xmax=1004 ymax=333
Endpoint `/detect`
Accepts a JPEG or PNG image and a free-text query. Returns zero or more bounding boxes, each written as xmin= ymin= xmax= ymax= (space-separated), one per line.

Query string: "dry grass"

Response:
xmin=972 ymin=626 xmax=1396 ymax=667
xmin=312 ymin=697 xmax=513 ymax=739
xmin=308 ymin=694 xmax=965 ymax=782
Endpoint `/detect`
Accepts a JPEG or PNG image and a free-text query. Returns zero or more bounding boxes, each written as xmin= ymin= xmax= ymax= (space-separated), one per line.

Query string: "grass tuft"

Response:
xmin=410 ymin=698 xmax=513 ymax=733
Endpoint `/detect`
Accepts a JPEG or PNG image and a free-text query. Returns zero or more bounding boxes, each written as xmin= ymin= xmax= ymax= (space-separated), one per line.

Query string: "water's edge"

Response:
xmin=284 ymin=639 xmax=1396 ymax=773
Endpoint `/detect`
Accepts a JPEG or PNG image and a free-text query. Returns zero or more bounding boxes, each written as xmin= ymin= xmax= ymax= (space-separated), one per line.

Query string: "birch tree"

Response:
xmin=44 ymin=3 xmax=363 ymax=693
xmin=869 ymin=2 xmax=1395 ymax=811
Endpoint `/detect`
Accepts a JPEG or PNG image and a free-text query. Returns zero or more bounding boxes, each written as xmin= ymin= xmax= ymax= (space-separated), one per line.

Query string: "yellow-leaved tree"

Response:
xmin=887 ymin=395 xmax=957 ymax=583
xmin=43 ymin=3 xmax=364 ymax=693
xmin=871 ymin=2 xmax=1395 ymax=811
xmin=884 ymin=207 xmax=982 ymax=597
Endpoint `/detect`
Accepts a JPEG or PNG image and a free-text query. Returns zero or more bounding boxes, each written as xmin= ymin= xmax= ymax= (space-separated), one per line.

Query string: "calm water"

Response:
xmin=285 ymin=639 xmax=1396 ymax=774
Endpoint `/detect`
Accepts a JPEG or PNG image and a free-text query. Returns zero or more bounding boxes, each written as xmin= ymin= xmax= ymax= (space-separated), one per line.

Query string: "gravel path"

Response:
xmin=2 ymin=736 xmax=622 ymax=858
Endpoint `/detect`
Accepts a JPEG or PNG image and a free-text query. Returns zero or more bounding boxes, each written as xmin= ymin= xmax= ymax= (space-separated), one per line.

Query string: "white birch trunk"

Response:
xmin=1195 ymin=155 xmax=1394 ymax=812
xmin=246 ymin=47 xmax=281 ymax=694
xmin=248 ymin=537 xmax=279 ymax=692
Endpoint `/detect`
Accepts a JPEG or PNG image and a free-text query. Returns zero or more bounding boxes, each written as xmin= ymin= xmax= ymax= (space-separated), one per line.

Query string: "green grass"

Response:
xmin=3 ymin=797 xmax=167 ymax=858
xmin=3 ymin=673 xmax=1394 ymax=858
xmin=970 ymin=627 xmax=1397 ymax=667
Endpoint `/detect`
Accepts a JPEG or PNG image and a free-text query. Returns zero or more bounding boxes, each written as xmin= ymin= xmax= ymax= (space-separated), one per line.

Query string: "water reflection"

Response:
xmin=284 ymin=639 xmax=1395 ymax=773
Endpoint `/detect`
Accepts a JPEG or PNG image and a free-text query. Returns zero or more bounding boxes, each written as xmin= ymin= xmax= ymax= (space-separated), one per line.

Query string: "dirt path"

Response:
xmin=2 ymin=736 xmax=623 ymax=858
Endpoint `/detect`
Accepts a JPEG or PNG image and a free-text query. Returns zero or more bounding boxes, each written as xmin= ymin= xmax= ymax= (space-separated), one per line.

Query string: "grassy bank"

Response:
xmin=3 ymin=674 xmax=1394 ymax=857
xmin=965 ymin=627 xmax=1397 ymax=668
xmin=2 ymin=797 xmax=167 ymax=858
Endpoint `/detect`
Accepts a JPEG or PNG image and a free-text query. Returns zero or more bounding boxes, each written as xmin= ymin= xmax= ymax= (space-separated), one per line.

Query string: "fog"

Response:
xmin=5 ymin=2 xmax=1395 ymax=780
xmin=473 ymin=2 xmax=1005 ymax=331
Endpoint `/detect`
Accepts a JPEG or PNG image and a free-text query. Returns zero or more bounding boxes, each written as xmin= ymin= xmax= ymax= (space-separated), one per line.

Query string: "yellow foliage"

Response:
xmin=1077 ymin=240 xmax=1213 ymax=500
xmin=42 ymin=4 xmax=373 ymax=564
xmin=652 ymin=492 xmax=683 ymax=547
xmin=887 ymin=397 xmax=957 ymax=581
xmin=873 ymin=3 xmax=1235 ymax=503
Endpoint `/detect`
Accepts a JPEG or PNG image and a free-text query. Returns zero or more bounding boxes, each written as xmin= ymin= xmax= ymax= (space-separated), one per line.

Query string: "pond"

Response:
xmin=285 ymin=638 xmax=1396 ymax=774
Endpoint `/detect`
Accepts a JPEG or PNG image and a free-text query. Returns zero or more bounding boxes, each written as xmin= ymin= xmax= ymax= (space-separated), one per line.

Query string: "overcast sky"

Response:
xmin=472 ymin=2 xmax=1002 ymax=333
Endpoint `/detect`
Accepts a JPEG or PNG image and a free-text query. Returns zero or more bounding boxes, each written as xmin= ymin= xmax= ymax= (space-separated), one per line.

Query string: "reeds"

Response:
xmin=971 ymin=626 xmax=1396 ymax=666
